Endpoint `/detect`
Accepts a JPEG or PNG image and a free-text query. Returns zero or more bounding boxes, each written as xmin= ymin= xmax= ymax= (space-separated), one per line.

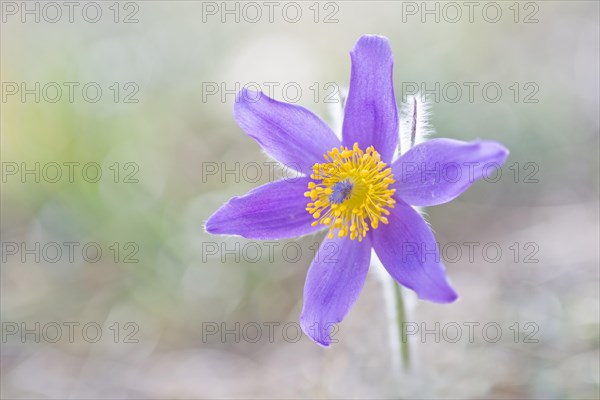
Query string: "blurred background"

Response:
xmin=1 ymin=1 xmax=598 ymax=398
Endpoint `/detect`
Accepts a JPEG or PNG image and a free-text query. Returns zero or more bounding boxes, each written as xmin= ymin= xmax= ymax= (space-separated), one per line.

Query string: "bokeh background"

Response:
xmin=1 ymin=1 xmax=599 ymax=399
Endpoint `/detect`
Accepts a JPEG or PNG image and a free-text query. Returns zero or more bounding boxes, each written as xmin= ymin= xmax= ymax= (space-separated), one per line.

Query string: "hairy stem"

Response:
xmin=394 ymin=281 xmax=410 ymax=370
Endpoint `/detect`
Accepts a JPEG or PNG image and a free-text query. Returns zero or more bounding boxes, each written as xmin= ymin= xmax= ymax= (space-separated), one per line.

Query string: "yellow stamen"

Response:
xmin=305 ymin=143 xmax=396 ymax=241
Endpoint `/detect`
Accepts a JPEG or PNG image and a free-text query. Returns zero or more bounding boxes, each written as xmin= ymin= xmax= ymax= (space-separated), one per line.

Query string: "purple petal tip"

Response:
xmin=418 ymin=286 xmax=459 ymax=304
xmin=352 ymin=34 xmax=393 ymax=60
xmin=476 ymin=139 xmax=510 ymax=162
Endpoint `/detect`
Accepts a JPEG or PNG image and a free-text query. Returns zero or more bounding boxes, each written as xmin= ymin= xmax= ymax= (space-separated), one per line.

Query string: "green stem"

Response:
xmin=393 ymin=282 xmax=410 ymax=370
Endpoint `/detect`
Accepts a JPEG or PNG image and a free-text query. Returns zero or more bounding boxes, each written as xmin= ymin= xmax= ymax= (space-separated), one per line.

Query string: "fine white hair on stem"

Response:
xmin=371 ymin=250 xmax=419 ymax=373
xmin=327 ymin=86 xmax=348 ymax=141
xmin=370 ymin=250 xmax=401 ymax=369
xmin=396 ymin=93 xmax=434 ymax=160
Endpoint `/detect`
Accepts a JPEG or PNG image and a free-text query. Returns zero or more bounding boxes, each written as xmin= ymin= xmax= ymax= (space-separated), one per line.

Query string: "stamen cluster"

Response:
xmin=305 ymin=143 xmax=396 ymax=241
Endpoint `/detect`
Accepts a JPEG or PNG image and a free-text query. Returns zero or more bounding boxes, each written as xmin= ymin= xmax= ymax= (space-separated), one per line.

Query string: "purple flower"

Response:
xmin=205 ymin=35 xmax=509 ymax=346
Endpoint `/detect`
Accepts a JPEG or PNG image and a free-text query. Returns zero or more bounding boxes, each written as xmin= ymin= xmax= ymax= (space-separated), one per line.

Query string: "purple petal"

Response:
xmin=342 ymin=35 xmax=399 ymax=163
xmin=205 ymin=177 xmax=319 ymax=240
xmin=371 ymin=198 xmax=458 ymax=303
xmin=392 ymin=139 xmax=509 ymax=206
xmin=300 ymin=235 xmax=371 ymax=347
xmin=234 ymin=89 xmax=340 ymax=176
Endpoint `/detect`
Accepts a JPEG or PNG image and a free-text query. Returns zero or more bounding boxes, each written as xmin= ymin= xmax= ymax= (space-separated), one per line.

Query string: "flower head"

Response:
xmin=205 ymin=35 xmax=509 ymax=346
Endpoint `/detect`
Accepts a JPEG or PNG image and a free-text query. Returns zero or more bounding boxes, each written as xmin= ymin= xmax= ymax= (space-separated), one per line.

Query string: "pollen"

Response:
xmin=304 ymin=143 xmax=396 ymax=241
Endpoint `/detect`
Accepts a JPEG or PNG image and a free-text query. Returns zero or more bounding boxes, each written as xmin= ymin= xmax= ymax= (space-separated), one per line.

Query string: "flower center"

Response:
xmin=305 ymin=143 xmax=396 ymax=241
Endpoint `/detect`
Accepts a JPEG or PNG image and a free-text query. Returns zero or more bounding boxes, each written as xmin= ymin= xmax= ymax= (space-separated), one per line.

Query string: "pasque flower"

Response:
xmin=206 ymin=35 xmax=508 ymax=346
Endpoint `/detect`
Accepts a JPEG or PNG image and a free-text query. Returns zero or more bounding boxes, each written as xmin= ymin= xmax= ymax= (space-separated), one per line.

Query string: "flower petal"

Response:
xmin=392 ymin=139 xmax=509 ymax=206
xmin=205 ymin=177 xmax=319 ymax=240
xmin=234 ymin=89 xmax=341 ymax=175
xmin=342 ymin=35 xmax=399 ymax=163
xmin=300 ymin=235 xmax=371 ymax=346
xmin=371 ymin=199 xmax=458 ymax=303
